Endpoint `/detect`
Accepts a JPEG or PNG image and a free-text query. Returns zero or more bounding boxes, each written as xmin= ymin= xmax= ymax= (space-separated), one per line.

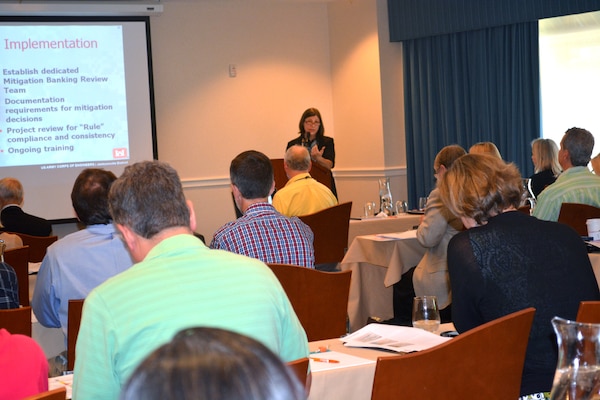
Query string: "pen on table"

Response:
xmin=310 ymin=357 xmax=339 ymax=363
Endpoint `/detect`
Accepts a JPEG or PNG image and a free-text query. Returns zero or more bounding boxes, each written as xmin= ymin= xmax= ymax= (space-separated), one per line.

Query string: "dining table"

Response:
xmin=340 ymin=232 xmax=600 ymax=334
xmin=339 ymin=230 xmax=426 ymax=332
xmin=347 ymin=213 xmax=422 ymax=247
xmin=308 ymin=322 xmax=454 ymax=400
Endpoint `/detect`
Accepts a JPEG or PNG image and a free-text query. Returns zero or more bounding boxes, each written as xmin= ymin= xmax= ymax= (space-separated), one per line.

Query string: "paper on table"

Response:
xmin=49 ymin=373 xmax=73 ymax=399
xmin=341 ymin=323 xmax=451 ymax=353
xmin=309 ymin=350 xmax=375 ymax=372
xmin=375 ymin=230 xmax=417 ymax=240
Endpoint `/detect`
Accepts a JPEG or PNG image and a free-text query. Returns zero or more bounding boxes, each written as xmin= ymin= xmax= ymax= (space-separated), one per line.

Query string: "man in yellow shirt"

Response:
xmin=273 ymin=145 xmax=338 ymax=217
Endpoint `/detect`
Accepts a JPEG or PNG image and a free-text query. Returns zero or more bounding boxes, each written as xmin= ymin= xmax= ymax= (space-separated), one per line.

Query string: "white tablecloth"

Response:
xmin=348 ymin=214 xmax=422 ymax=247
xmin=308 ymin=323 xmax=454 ymax=400
xmin=29 ymin=269 xmax=67 ymax=359
xmin=339 ymin=231 xmax=426 ymax=332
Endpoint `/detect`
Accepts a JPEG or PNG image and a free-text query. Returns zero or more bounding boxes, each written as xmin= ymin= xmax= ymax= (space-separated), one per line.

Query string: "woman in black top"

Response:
xmin=439 ymin=154 xmax=600 ymax=398
xmin=529 ymin=138 xmax=561 ymax=197
xmin=287 ymin=108 xmax=336 ymax=197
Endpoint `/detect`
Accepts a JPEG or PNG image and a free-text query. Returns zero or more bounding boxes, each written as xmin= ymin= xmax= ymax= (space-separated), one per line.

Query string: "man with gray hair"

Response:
xmin=73 ymin=160 xmax=309 ymax=400
xmin=0 ymin=177 xmax=51 ymax=236
xmin=273 ymin=145 xmax=338 ymax=217
xmin=533 ymin=127 xmax=600 ymax=221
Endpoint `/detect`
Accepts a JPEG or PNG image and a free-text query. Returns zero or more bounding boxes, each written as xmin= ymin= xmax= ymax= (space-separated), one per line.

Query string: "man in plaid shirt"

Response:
xmin=211 ymin=150 xmax=315 ymax=268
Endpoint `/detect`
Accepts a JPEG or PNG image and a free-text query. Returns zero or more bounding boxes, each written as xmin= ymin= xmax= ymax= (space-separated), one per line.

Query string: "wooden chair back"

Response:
xmin=22 ymin=387 xmax=67 ymax=400
xmin=557 ymin=203 xmax=600 ymax=236
xmin=271 ymin=158 xmax=334 ymax=192
xmin=4 ymin=246 xmax=31 ymax=306
xmin=267 ymin=263 xmax=351 ymax=341
xmin=576 ymin=301 xmax=600 ymax=323
xmin=10 ymin=232 xmax=58 ymax=263
xmin=287 ymin=357 xmax=310 ymax=388
xmin=0 ymin=305 xmax=32 ymax=336
xmin=298 ymin=202 xmax=352 ymax=265
xmin=370 ymin=307 xmax=536 ymax=400
xmin=67 ymin=299 xmax=85 ymax=371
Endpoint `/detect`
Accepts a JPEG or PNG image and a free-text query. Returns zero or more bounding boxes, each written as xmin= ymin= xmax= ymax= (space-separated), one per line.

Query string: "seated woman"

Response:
xmin=469 ymin=141 xmax=502 ymax=159
xmin=529 ymin=138 xmax=561 ymax=197
xmin=287 ymin=108 xmax=337 ymax=197
xmin=0 ymin=328 xmax=49 ymax=399
xmin=120 ymin=327 xmax=306 ymax=400
xmin=438 ymin=153 xmax=600 ymax=399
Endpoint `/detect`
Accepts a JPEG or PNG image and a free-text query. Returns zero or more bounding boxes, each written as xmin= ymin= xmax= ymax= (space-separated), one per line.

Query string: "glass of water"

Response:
xmin=412 ymin=296 xmax=441 ymax=333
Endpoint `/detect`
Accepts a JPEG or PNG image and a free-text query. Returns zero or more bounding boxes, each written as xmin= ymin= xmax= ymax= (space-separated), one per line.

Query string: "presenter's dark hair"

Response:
xmin=108 ymin=160 xmax=190 ymax=239
xmin=230 ymin=150 xmax=274 ymax=199
xmin=298 ymin=107 xmax=325 ymax=139
xmin=120 ymin=327 xmax=306 ymax=400
xmin=71 ymin=168 xmax=117 ymax=225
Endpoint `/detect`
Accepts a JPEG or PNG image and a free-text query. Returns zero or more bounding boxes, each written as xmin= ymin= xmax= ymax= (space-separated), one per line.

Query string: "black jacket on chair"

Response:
xmin=0 ymin=206 xmax=52 ymax=237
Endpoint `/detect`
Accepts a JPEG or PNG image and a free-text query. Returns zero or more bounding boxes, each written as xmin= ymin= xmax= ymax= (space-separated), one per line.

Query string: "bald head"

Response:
xmin=284 ymin=145 xmax=311 ymax=178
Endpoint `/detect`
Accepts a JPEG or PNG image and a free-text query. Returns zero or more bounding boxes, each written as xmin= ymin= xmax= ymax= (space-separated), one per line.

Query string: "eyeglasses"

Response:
xmin=304 ymin=120 xmax=320 ymax=126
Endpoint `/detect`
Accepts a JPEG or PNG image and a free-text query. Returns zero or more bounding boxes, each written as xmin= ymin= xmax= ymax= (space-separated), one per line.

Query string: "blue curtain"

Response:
xmin=403 ymin=22 xmax=540 ymax=208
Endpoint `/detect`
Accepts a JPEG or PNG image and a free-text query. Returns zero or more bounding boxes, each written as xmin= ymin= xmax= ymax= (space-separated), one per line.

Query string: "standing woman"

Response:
xmin=529 ymin=138 xmax=561 ymax=197
xmin=287 ymin=108 xmax=337 ymax=197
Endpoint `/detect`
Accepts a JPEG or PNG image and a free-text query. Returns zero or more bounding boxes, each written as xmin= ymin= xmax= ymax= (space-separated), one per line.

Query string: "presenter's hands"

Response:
xmin=310 ymin=145 xmax=325 ymax=161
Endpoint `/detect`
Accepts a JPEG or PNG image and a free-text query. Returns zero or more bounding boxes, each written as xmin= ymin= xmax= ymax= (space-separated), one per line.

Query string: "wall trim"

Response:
xmin=181 ymin=165 xmax=408 ymax=189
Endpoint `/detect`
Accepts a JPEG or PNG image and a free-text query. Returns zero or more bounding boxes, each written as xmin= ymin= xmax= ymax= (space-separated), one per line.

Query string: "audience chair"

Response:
xmin=287 ymin=357 xmax=310 ymax=388
xmin=67 ymin=299 xmax=85 ymax=371
xmin=557 ymin=203 xmax=600 ymax=236
xmin=298 ymin=202 xmax=352 ymax=267
xmin=22 ymin=387 xmax=67 ymax=400
xmin=0 ymin=305 xmax=32 ymax=336
xmin=4 ymin=245 xmax=31 ymax=306
xmin=576 ymin=301 xmax=600 ymax=323
xmin=11 ymin=232 xmax=58 ymax=263
xmin=370 ymin=307 xmax=536 ymax=400
xmin=267 ymin=263 xmax=352 ymax=341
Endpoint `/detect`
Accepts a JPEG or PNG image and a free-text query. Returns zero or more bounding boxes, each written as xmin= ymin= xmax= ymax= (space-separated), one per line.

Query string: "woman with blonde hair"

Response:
xmin=468 ymin=141 xmax=501 ymax=159
xmin=529 ymin=138 xmax=561 ymax=197
xmin=438 ymin=153 xmax=600 ymax=399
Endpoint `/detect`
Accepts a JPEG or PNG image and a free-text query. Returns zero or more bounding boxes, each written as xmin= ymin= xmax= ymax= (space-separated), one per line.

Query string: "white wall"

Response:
xmin=146 ymin=0 xmax=407 ymax=242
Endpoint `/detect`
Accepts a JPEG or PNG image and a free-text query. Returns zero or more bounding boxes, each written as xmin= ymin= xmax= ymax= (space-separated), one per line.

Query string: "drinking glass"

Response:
xmin=364 ymin=202 xmax=376 ymax=217
xmin=418 ymin=197 xmax=428 ymax=211
xmin=395 ymin=200 xmax=408 ymax=214
xmin=412 ymin=296 xmax=441 ymax=333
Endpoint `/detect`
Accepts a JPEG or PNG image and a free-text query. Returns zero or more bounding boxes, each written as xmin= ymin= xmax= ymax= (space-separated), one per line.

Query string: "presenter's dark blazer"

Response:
xmin=0 ymin=206 xmax=52 ymax=237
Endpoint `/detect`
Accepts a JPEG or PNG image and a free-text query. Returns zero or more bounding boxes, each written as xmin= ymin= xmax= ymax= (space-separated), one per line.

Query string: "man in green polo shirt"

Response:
xmin=72 ymin=160 xmax=309 ymax=400
xmin=533 ymin=127 xmax=600 ymax=221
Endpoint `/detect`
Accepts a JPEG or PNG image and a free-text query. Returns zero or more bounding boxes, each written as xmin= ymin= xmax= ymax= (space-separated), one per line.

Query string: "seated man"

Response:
xmin=0 ymin=177 xmax=52 ymax=236
xmin=273 ymin=145 xmax=338 ymax=217
xmin=32 ymin=169 xmax=134 ymax=342
xmin=533 ymin=127 xmax=600 ymax=221
xmin=72 ymin=161 xmax=308 ymax=400
xmin=210 ymin=150 xmax=315 ymax=268
xmin=0 ymin=261 xmax=19 ymax=309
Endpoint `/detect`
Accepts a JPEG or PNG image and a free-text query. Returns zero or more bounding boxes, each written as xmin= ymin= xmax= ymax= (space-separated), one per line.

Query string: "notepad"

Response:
xmin=341 ymin=323 xmax=451 ymax=353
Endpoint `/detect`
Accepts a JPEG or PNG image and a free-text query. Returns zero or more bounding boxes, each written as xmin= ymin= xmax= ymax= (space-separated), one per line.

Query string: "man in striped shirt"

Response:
xmin=533 ymin=127 xmax=600 ymax=221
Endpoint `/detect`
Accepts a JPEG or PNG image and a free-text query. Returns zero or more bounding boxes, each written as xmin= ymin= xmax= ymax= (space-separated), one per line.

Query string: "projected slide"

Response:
xmin=1 ymin=24 xmax=130 ymax=169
